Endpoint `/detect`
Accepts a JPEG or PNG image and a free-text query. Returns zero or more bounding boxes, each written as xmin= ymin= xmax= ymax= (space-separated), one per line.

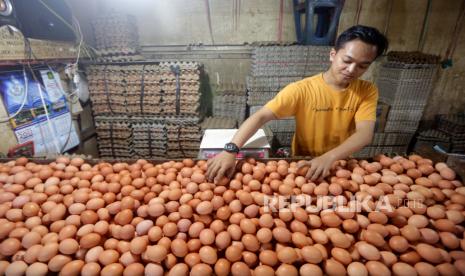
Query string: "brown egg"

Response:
xmin=379 ymin=251 xmax=397 ymax=267
xmin=347 ymin=262 xmax=368 ymax=276
xmin=5 ymin=261 xmax=28 ymax=276
xmin=389 ymin=236 xmax=410 ymax=253
xmin=81 ymin=262 xmax=101 ymax=276
xmin=190 ymin=263 xmax=213 ymax=276
xmin=101 ymin=263 xmax=124 ymax=276
xmin=80 ymin=233 xmax=101 ymax=249
xmin=214 ymin=258 xmax=231 ymax=276
xmin=26 ymin=262 xmax=49 ymax=276
xmin=0 ymin=238 xmax=21 ymax=256
xmin=130 ymin=237 xmax=148 ymax=255
xmin=231 ymin=262 xmax=252 ymax=276
xmin=392 ymin=262 xmax=417 ymax=276
xmin=273 ymin=227 xmax=292 ymax=243
xmin=47 ymin=254 xmax=72 ymax=272
xmin=414 ymin=262 xmax=439 ymax=276
xmin=415 ymin=243 xmax=443 ymax=264
xmin=170 ymin=239 xmax=188 ymax=257
xmin=60 ymin=260 xmax=85 ymax=276
xmin=439 ymin=232 xmax=460 ymax=249
xmin=365 ymin=261 xmax=391 ymax=276
xmin=59 ymin=239 xmax=80 ymax=255
xmin=146 ymin=245 xmax=167 ymax=263
xmin=324 ymin=258 xmax=346 ymax=276
xmin=330 ymin=232 xmax=351 ymax=248
xmin=21 ymin=231 xmax=41 ymax=249
xmin=123 ymin=263 xmax=144 ymax=276
xmin=437 ymin=263 xmax=460 ymax=276
xmin=356 ymin=242 xmax=380 ymax=261
xmin=301 ymin=246 xmax=323 ymax=264
xmin=225 ymin=245 xmax=242 ymax=262
xmin=401 ymin=225 xmax=421 ymax=242
xmin=98 ymin=250 xmax=120 ymax=266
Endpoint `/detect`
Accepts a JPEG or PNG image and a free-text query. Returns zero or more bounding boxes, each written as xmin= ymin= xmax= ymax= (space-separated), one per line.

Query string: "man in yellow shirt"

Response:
xmin=207 ymin=25 xmax=388 ymax=182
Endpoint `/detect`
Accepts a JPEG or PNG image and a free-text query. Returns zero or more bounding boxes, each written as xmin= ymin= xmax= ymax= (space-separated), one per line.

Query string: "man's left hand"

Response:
xmin=297 ymin=154 xmax=336 ymax=181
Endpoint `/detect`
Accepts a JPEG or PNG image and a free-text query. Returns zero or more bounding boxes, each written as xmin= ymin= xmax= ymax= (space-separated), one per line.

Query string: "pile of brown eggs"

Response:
xmin=0 ymin=155 xmax=464 ymax=276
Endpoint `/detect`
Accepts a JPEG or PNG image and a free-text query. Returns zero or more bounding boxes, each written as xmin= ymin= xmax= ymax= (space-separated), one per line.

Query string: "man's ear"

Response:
xmin=329 ymin=48 xmax=337 ymax=62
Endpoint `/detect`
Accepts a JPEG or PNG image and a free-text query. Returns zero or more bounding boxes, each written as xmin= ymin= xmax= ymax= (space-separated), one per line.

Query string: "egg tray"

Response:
xmin=213 ymin=83 xmax=247 ymax=96
xmin=251 ymin=45 xmax=331 ymax=77
xmin=159 ymin=61 xmax=201 ymax=70
xmin=386 ymin=51 xmax=441 ymax=65
xmin=249 ymin=105 xmax=295 ymax=132
xmin=162 ymin=82 xmax=201 ymax=91
xmin=200 ymin=117 xmax=238 ymax=131
xmin=212 ymin=94 xmax=247 ymax=123
xmin=352 ymin=145 xmax=409 ymax=158
xmin=246 ymin=76 xmax=302 ymax=92
xmin=92 ymin=13 xmax=139 ymax=53
xmin=384 ymin=120 xmax=420 ymax=133
xmin=377 ymin=80 xmax=433 ymax=109
xmin=370 ymin=132 xmax=414 ymax=146
xmin=387 ymin=108 xmax=425 ymax=122
xmin=437 ymin=114 xmax=465 ymax=135
xmin=87 ymin=64 xmax=202 ymax=118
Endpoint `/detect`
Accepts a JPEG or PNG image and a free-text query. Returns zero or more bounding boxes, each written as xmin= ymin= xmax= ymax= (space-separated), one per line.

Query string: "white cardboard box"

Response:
xmin=199 ymin=129 xmax=270 ymax=159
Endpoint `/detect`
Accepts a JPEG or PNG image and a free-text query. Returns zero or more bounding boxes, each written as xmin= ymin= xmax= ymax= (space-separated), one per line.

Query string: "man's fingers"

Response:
xmin=207 ymin=163 xmax=220 ymax=182
xmin=311 ymin=167 xmax=323 ymax=182
xmin=226 ymin=167 xmax=235 ymax=179
xmin=214 ymin=168 xmax=226 ymax=184
xmin=297 ymin=161 xmax=311 ymax=169
xmin=305 ymin=163 xmax=317 ymax=180
xmin=319 ymin=168 xmax=330 ymax=181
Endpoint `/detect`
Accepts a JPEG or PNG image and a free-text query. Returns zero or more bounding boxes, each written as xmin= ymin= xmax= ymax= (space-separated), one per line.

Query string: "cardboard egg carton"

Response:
xmin=92 ymin=13 xmax=139 ymax=55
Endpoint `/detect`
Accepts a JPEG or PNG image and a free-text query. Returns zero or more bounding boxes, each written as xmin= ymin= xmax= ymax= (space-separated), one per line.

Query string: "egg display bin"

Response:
xmin=0 ymin=153 xmax=465 ymax=275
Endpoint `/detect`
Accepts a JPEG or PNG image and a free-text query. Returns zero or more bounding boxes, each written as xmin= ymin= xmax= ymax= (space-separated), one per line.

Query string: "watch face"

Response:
xmin=225 ymin=143 xmax=239 ymax=153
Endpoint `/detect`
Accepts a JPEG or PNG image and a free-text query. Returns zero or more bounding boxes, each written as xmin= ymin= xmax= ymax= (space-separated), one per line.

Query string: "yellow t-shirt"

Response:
xmin=265 ymin=73 xmax=378 ymax=157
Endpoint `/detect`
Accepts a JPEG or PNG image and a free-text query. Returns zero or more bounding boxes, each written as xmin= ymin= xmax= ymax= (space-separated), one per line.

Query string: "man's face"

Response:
xmin=329 ymin=39 xmax=378 ymax=85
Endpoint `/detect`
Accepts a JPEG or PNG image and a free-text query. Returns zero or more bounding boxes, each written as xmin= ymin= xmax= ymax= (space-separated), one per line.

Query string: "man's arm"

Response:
xmin=300 ymin=120 xmax=375 ymax=181
xmin=206 ymin=107 xmax=277 ymax=182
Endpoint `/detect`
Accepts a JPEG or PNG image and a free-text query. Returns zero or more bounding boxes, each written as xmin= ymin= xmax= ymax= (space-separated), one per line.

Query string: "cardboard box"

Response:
xmin=199 ymin=129 xmax=271 ymax=159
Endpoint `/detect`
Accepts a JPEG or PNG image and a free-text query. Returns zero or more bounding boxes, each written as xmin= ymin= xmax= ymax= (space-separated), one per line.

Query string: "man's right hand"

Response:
xmin=206 ymin=151 xmax=237 ymax=183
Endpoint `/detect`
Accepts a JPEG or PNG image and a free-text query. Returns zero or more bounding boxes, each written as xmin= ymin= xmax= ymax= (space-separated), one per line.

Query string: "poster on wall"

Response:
xmin=0 ymin=69 xmax=79 ymax=156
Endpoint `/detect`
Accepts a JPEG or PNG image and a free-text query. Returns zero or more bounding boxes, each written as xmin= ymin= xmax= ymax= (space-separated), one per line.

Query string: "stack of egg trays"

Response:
xmin=123 ymin=65 xmax=163 ymax=115
xmin=370 ymin=133 xmax=414 ymax=146
xmin=200 ymin=117 xmax=238 ymax=132
xmin=250 ymin=45 xmax=331 ymax=77
xmin=376 ymin=62 xmax=437 ymax=133
xmin=94 ymin=116 xmax=134 ymax=159
xmin=159 ymin=62 xmax=201 ymax=116
xmin=249 ymin=105 xmax=295 ymax=133
xmin=131 ymin=119 xmax=168 ymax=159
xmin=92 ymin=12 xmax=140 ymax=56
xmin=212 ymin=94 xmax=247 ymax=123
xmin=166 ymin=117 xmax=202 ymax=158
xmin=87 ymin=65 xmax=165 ymax=116
xmin=353 ymin=145 xmax=408 ymax=159
xmin=247 ymin=46 xmax=330 ymax=106
xmin=87 ymin=66 xmax=127 ymax=115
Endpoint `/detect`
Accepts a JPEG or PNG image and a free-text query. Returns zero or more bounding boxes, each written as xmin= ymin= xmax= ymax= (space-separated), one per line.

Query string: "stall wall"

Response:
xmin=70 ymin=0 xmax=465 ymax=120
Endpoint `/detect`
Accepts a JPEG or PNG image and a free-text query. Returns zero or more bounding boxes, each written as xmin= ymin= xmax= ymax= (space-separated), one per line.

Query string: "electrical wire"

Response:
xmin=355 ymin=0 xmax=363 ymax=25
xmin=383 ymin=0 xmax=393 ymax=36
xmin=37 ymin=82 xmax=61 ymax=153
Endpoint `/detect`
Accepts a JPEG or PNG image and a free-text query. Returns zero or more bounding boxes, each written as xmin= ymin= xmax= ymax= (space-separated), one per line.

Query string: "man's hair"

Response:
xmin=335 ymin=25 xmax=388 ymax=58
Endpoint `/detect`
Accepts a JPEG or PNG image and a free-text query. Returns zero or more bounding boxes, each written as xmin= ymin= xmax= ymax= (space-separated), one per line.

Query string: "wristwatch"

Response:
xmin=224 ymin=142 xmax=240 ymax=154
